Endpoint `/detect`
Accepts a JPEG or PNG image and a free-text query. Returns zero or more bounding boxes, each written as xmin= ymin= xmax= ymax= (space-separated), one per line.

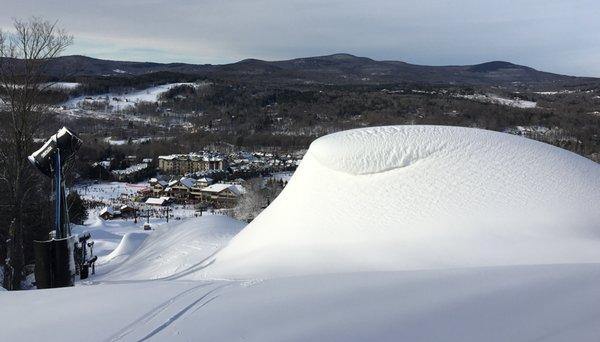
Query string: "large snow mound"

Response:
xmin=201 ymin=125 xmax=600 ymax=279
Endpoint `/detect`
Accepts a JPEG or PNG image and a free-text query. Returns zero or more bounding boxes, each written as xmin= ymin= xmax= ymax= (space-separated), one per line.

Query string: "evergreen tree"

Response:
xmin=67 ymin=192 xmax=88 ymax=225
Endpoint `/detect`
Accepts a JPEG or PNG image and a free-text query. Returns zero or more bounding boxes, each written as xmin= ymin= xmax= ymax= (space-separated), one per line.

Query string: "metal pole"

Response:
xmin=54 ymin=149 xmax=62 ymax=239
xmin=62 ymin=184 xmax=71 ymax=237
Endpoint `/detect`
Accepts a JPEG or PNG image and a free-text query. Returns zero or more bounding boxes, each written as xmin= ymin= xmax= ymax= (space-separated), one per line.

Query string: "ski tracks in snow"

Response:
xmin=106 ymin=281 xmax=231 ymax=342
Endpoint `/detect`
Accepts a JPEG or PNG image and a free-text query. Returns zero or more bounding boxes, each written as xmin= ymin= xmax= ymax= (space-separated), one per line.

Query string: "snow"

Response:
xmin=71 ymin=212 xmax=154 ymax=263
xmin=533 ymin=90 xmax=576 ymax=95
xmin=96 ymin=215 xmax=245 ymax=282
xmin=2 ymin=264 xmax=600 ymax=341
xmin=100 ymin=232 xmax=149 ymax=269
xmin=201 ymin=183 xmax=245 ymax=195
xmin=202 ymin=125 xmax=600 ymax=279
xmin=73 ymin=181 xmax=148 ymax=204
xmin=269 ymin=171 xmax=294 ymax=182
xmin=71 ymin=209 xmax=242 ymax=280
xmin=63 ymin=83 xmax=199 ymax=111
xmin=458 ymin=93 xmax=537 ymax=108
xmin=99 ymin=206 xmax=120 ymax=217
xmin=145 ymin=197 xmax=170 ymax=206
xmin=2 ymin=125 xmax=600 ymax=341
xmin=42 ymin=82 xmax=81 ymax=90
xmin=103 ymin=137 xmax=151 ymax=145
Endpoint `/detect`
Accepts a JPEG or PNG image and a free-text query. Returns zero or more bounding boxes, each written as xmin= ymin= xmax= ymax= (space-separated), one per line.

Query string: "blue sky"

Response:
xmin=2 ymin=0 xmax=600 ymax=76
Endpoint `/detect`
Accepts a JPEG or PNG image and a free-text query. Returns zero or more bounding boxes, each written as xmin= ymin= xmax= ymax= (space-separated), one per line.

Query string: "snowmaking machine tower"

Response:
xmin=28 ymin=127 xmax=92 ymax=288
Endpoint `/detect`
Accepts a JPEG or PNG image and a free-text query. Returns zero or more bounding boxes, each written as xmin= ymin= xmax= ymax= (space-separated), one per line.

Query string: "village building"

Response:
xmin=196 ymin=177 xmax=214 ymax=188
xmin=190 ymin=177 xmax=214 ymax=199
xmin=149 ymin=178 xmax=169 ymax=196
xmin=198 ymin=183 xmax=245 ymax=207
xmin=125 ymin=155 xmax=138 ymax=164
xmin=169 ymin=177 xmax=196 ymax=200
xmin=158 ymin=152 xmax=227 ymax=175
xmin=99 ymin=207 xmax=121 ymax=220
xmin=119 ymin=205 xmax=136 ymax=218
xmin=145 ymin=196 xmax=172 ymax=206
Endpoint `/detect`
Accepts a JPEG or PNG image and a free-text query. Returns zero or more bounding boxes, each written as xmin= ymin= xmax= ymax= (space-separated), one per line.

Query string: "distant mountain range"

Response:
xmin=35 ymin=53 xmax=600 ymax=86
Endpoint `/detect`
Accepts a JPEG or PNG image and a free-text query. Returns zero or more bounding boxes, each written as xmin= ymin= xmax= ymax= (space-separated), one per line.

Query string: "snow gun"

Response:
xmin=28 ymin=127 xmax=94 ymax=288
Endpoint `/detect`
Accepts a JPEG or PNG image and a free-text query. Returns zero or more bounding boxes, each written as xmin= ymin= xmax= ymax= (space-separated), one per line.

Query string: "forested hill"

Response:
xmin=24 ymin=53 xmax=599 ymax=86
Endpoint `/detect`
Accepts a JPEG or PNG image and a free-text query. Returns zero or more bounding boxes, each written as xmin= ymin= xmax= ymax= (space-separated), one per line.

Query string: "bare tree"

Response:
xmin=232 ymin=178 xmax=283 ymax=222
xmin=0 ymin=17 xmax=72 ymax=290
xmin=232 ymin=179 xmax=265 ymax=222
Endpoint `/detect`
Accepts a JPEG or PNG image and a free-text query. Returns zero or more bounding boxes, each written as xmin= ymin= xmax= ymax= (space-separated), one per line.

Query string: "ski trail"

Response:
xmin=137 ymin=284 xmax=230 ymax=341
xmin=106 ymin=282 xmax=213 ymax=342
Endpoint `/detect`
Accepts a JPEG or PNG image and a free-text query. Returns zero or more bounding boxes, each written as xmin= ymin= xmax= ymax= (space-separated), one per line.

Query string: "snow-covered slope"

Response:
xmin=200 ymin=125 xmax=600 ymax=279
xmin=63 ymin=83 xmax=198 ymax=111
xmin=2 ymin=264 xmax=600 ymax=342
xmin=457 ymin=93 xmax=537 ymax=108
xmin=3 ymin=125 xmax=600 ymax=341
xmin=98 ymin=215 xmax=245 ymax=282
xmin=100 ymin=232 xmax=149 ymax=268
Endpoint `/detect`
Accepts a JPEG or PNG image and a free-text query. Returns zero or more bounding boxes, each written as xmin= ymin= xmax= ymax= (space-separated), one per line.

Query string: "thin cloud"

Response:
xmin=1 ymin=0 xmax=599 ymax=76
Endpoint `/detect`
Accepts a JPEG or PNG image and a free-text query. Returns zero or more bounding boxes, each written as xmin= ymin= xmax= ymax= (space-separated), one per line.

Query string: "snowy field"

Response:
xmin=2 ymin=125 xmax=600 ymax=341
xmin=73 ymin=181 xmax=148 ymax=204
xmin=43 ymin=82 xmax=81 ymax=90
xmin=457 ymin=93 xmax=537 ymax=108
xmin=63 ymin=82 xmax=200 ymax=111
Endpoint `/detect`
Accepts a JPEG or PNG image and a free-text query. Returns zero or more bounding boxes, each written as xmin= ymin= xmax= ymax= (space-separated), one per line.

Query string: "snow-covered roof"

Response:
xmin=145 ymin=197 xmax=170 ymax=206
xmin=158 ymin=154 xmax=182 ymax=161
xmin=201 ymin=183 xmax=231 ymax=193
xmin=99 ymin=207 xmax=120 ymax=216
xmin=200 ymin=183 xmax=244 ymax=195
xmin=92 ymin=161 xmax=111 ymax=169
xmin=112 ymin=163 xmax=148 ymax=176
xmin=159 ymin=152 xmax=226 ymax=162
xmin=230 ymin=184 xmax=245 ymax=195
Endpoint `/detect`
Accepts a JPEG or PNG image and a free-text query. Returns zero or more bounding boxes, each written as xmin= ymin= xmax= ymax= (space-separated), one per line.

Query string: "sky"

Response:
xmin=1 ymin=0 xmax=600 ymax=76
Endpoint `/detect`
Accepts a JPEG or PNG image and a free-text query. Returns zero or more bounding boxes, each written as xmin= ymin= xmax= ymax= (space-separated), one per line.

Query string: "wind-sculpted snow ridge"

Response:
xmin=197 ymin=125 xmax=600 ymax=279
xmin=310 ymin=125 xmax=446 ymax=175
